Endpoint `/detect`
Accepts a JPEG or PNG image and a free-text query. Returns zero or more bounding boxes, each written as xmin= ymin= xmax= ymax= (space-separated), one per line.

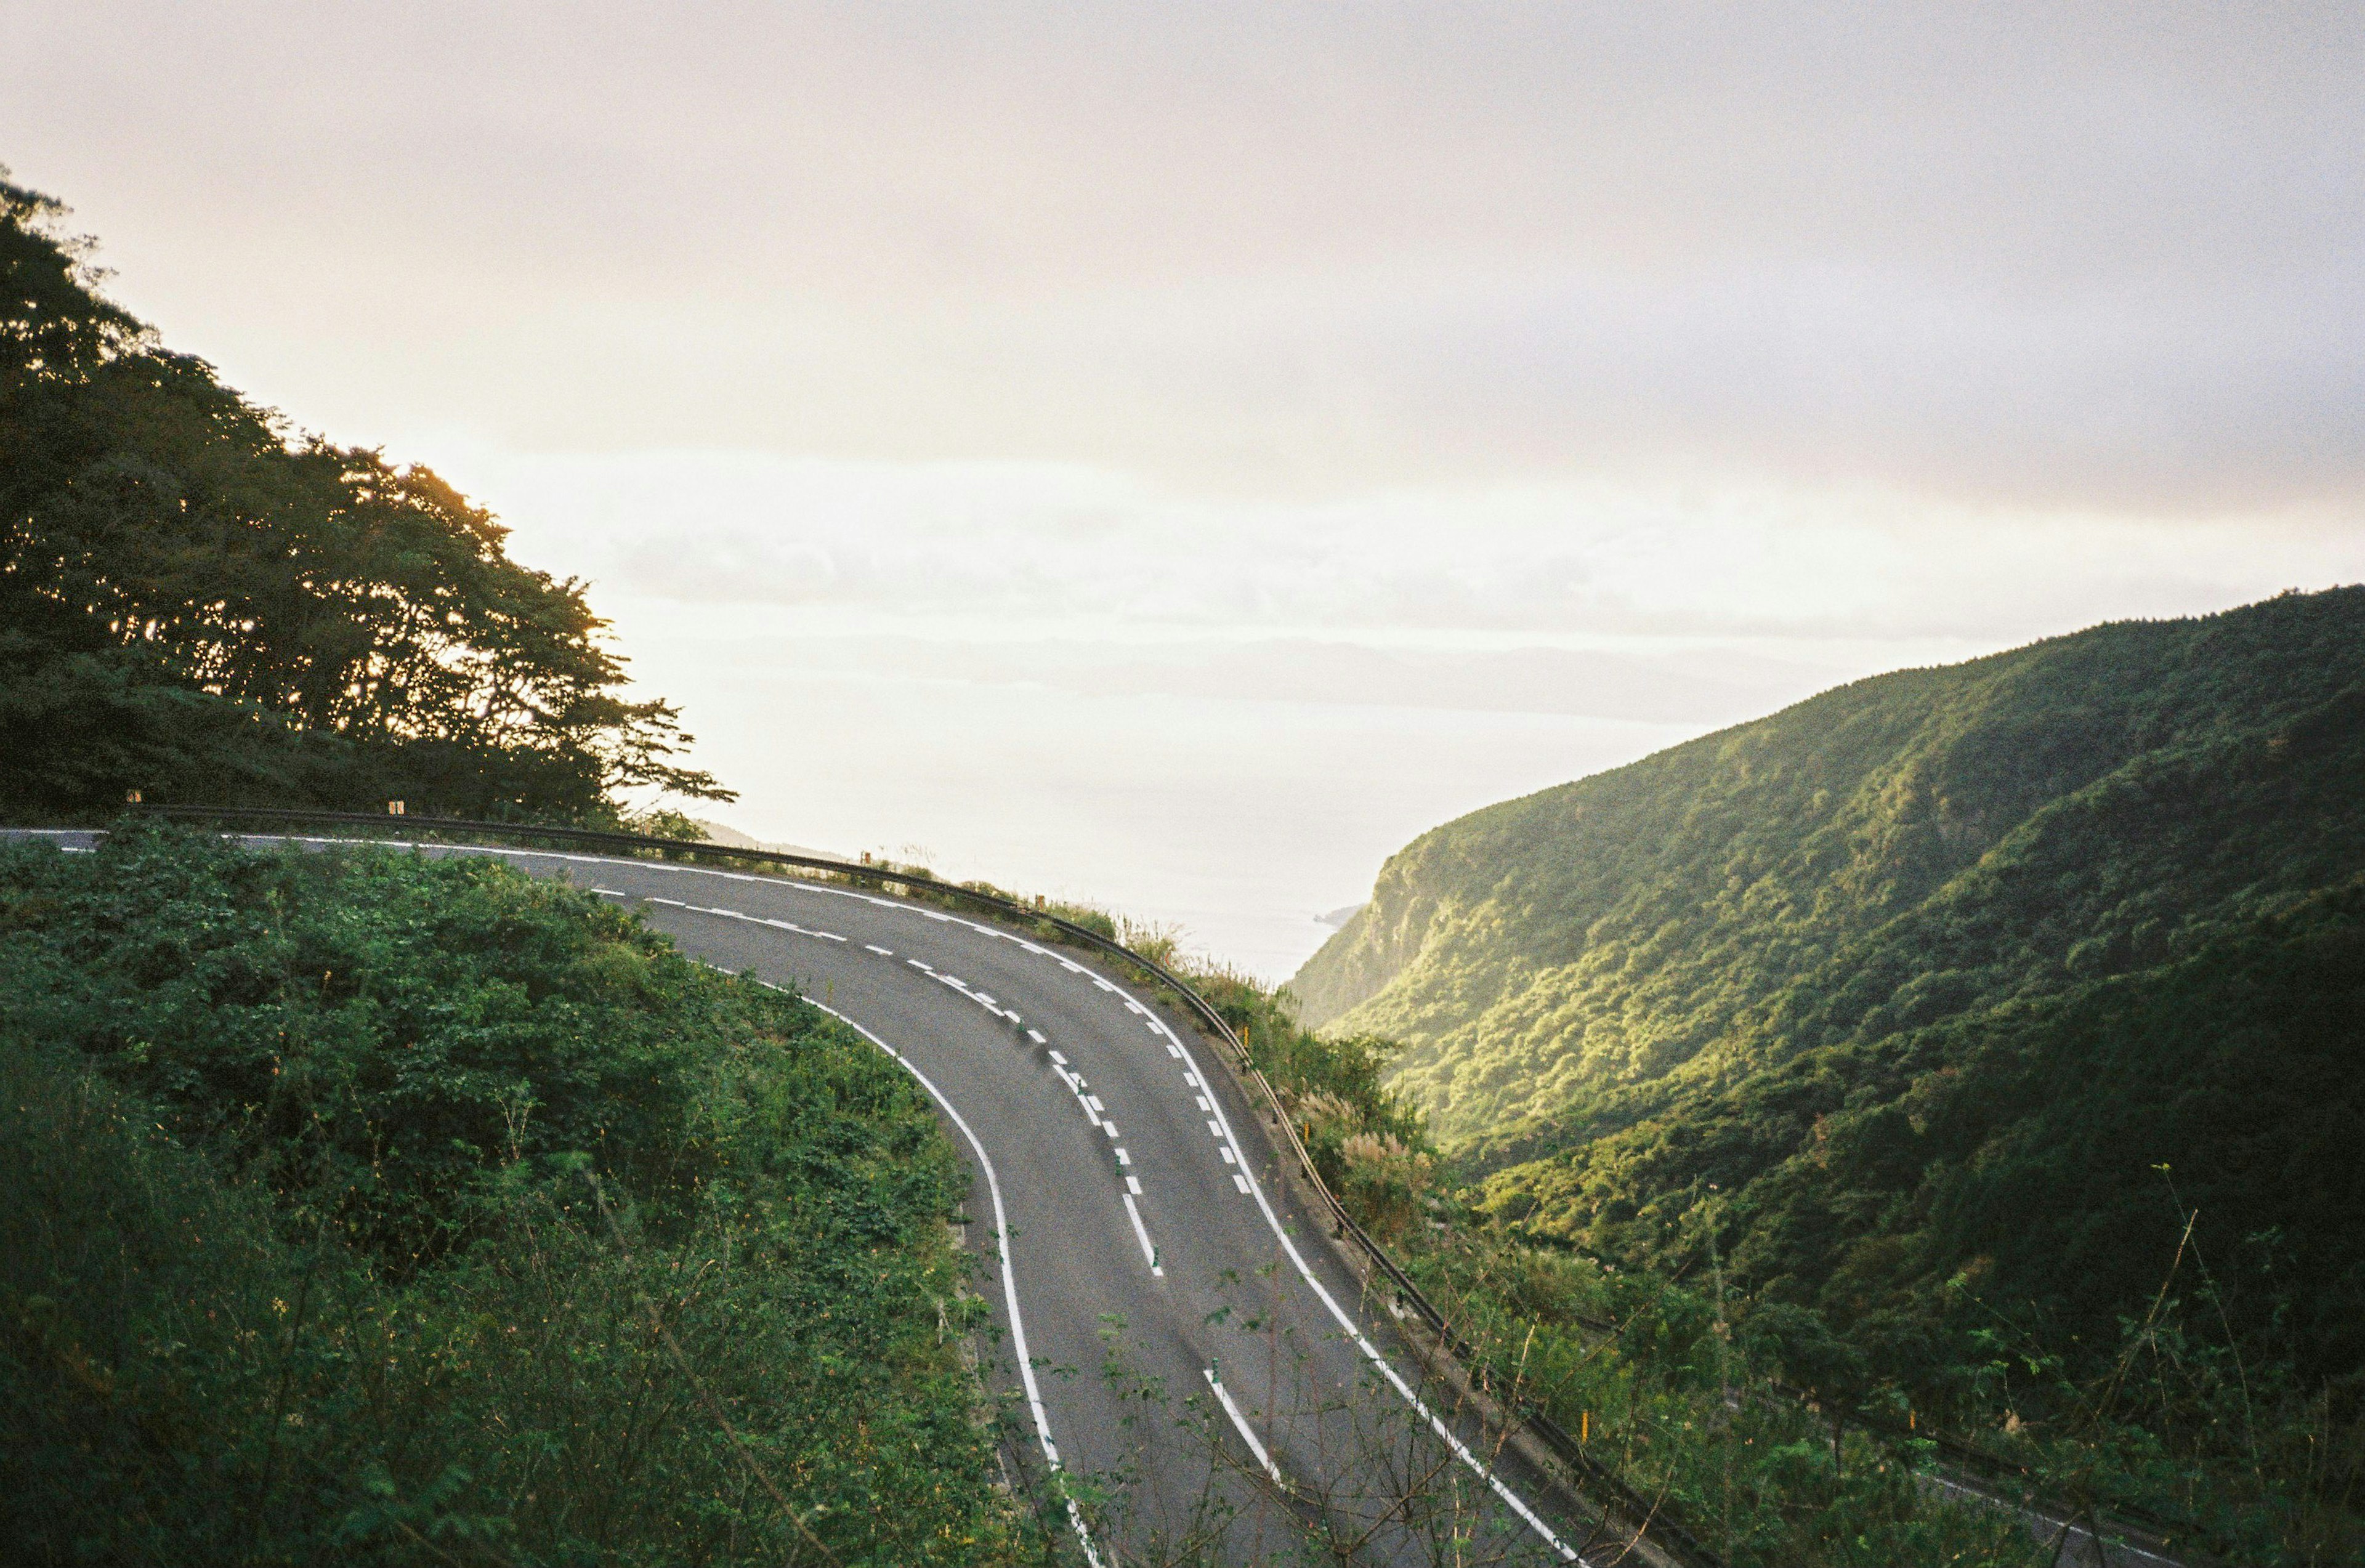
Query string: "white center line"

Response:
xmin=865 ymin=944 xmax=894 ymax=956
xmin=1122 ymin=1192 xmax=1164 ymax=1277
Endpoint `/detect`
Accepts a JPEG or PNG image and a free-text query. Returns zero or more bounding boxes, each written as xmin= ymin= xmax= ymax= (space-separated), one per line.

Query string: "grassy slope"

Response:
xmin=0 ymin=826 xmax=1022 ymax=1567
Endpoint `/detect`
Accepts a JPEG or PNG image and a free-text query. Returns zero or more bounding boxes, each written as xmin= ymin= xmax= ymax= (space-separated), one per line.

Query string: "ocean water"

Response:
xmin=635 ymin=648 xmax=1710 ymax=984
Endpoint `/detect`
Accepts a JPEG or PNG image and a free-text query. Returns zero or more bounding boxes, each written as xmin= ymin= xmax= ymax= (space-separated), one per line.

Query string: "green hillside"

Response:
xmin=1293 ymin=586 xmax=2365 ymax=1378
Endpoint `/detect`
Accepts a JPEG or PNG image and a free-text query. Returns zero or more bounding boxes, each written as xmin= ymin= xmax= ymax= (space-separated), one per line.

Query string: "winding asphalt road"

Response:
xmin=304 ymin=841 xmax=1596 ymax=1567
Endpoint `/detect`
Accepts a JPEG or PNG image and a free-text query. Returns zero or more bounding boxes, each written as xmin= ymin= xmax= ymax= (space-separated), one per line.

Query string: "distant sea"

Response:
xmin=652 ymin=648 xmax=1711 ymax=983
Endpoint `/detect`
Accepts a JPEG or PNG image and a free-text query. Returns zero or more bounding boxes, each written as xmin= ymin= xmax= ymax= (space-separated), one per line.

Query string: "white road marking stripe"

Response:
xmin=1085 ymin=1096 xmax=1104 ymax=1113
xmin=1048 ymin=1049 xmax=1069 ymax=1066
xmin=1104 ymin=1123 xmax=1120 ymax=1139
xmin=798 ymin=998 xmax=1105 ymax=1568
xmin=1204 ymin=1368 xmax=1285 ymax=1485
xmin=1166 ymin=1043 xmax=1183 ymax=1057
xmin=590 ymin=887 xmax=626 ymax=897
xmin=1207 ymin=1120 xmax=1224 ymax=1138
xmin=1126 ymin=1175 xmax=1142 ymax=1195
xmin=1183 ymin=1073 xmax=1200 ymax=1086
xmin=1027 ymin=1028 xmax=1046 ymax=1044
xmin=1123 ymin=998 xmax=1145 ymax=1015
xmin=1232 ymin=1173 xmax=1252 ymax=1194
xmin=1220 ymin=1147 xmax=1237 ymax=1165
xmin=1145 ymin=1019 xmax=1161 ymax=1032
xmin=865 ymin=944 xmax=894 ymax=955
xmin=1196 ymin=1097 xmax=1211 ymax=1112
xmin=1123 ymin=1193 xmax=1163 ymax=1277
xmin=1114 ymin=1147 xmax=1131 ymax=1167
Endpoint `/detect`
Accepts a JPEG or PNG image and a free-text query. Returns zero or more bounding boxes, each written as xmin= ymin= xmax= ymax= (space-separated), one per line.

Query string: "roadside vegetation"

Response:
xmin=0 ymin=825 xmax=1025 ymax=1566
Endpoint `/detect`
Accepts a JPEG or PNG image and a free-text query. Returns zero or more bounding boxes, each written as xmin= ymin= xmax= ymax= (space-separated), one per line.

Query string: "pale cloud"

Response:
xmin=445 ymin=448 xmax=2365 ymax=651
xmin=6 ymin=2 xmax=2359 ymax=509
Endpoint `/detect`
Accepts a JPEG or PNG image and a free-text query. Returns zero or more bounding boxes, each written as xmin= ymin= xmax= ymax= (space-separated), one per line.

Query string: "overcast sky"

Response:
xmin=7 ymin=4 xmax=2363 ymax=963
xmin=11 ymin=1 xmax=2361 ymax=508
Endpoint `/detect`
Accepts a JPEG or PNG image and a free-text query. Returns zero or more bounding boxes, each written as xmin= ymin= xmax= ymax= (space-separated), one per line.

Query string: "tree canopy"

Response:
xmin=0 ymin=174 xmax=729 ymax=822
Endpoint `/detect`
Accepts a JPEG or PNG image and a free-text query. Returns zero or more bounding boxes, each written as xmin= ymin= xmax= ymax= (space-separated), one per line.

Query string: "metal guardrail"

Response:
xmin=130 ymin=804 xmax=1718 ymax=1564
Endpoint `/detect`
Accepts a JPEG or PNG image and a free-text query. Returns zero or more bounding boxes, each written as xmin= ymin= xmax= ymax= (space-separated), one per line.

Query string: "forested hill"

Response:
xmin=1292 ymin=587 xmax=2365 ymax=1378
xmin=0 ymin=174 xmax=726 ymax=823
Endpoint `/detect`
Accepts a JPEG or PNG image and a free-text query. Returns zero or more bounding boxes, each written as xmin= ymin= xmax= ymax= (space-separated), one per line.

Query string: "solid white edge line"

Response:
xmin=1122 ymin=1193 xmax=1163 ymax=1277
xmin=799 ymin=996 xmax=1106 ymax=1568
xmin=1203 ymin=1368 xmax=1285 ymax=1486
xmin=230 ymin=838 xmax=1574 ymax=1563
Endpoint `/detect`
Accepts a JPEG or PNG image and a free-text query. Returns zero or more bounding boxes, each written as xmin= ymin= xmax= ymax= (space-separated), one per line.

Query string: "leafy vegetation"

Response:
xmin=0 ymin=825 xmax=1023 ymax=1566
xmin=1 ymin=174 xmax=726 ymax=823
xmin=1285 ymin=587 xmax=2365 ymax=1562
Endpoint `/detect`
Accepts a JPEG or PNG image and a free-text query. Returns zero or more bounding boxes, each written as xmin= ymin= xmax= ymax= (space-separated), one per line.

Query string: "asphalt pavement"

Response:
xmin=431 ymin=846 xmax=1594 ymax=1567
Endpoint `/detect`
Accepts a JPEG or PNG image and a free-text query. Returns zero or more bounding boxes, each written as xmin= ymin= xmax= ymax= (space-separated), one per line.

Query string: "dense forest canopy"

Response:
xmin=1294 ymin=587 xmax=2365 ymax=1385
xmin=0 ymin=174 xmax=728 ymax=822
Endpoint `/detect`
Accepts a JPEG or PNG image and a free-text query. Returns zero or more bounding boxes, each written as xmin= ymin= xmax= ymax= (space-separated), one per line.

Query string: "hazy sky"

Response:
xmin=8 ymin=2 xmax=2362 ymax=968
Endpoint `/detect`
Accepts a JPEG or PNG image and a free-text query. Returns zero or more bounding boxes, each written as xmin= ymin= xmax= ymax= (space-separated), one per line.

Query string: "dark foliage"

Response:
xmin=0 ymin=175 xmax=728 ymax=822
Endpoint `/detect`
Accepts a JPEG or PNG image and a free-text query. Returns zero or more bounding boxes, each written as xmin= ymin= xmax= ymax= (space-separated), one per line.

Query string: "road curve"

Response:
xmin=375 ymin=843 xmax=1594 ymax=1566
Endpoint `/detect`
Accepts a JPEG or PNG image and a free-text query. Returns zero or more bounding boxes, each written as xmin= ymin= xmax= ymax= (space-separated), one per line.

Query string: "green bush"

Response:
xmin=0 ymin=826 xmax=1022 ymax=1566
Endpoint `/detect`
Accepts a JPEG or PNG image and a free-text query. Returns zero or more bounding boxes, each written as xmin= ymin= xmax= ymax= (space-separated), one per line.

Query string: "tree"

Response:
xmin=0 ymin=173 xmax=730 ymax=821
